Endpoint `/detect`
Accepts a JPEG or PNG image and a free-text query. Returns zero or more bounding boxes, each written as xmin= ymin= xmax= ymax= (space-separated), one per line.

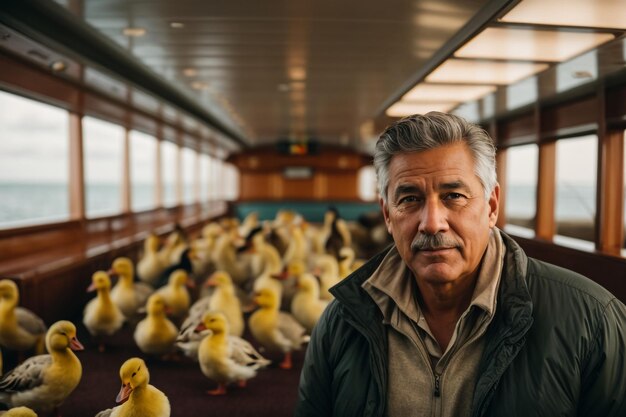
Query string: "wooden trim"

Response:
xmin=598 ymin=130 xmax=625 ymax=254
xmin=121 ymin=129 xmax=131 ymax=212
xmin=535 ymin=141 xmax=556 ymax=240
xmin=68 ymin=111 xmax=85 ymax=220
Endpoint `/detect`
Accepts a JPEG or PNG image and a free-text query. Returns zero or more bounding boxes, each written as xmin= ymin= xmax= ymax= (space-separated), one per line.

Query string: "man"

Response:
xmin=295 ymin=112 xmax=626 ymax=416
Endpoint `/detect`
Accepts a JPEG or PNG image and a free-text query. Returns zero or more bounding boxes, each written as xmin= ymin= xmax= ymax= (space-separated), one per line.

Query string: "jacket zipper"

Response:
xmin=434 ymin=373 xmax=441 ymax=397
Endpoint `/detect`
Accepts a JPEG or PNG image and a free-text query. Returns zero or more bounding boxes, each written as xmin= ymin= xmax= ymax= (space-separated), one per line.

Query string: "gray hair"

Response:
xmin=374 ymin=112 xmax=497 ymax=203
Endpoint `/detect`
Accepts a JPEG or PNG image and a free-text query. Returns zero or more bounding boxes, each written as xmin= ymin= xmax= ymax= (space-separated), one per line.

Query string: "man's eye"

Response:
xmin=444 ymin=193 xmax=465 ymax=200
xmin=398 ymin=196 xmax=419 ymax=204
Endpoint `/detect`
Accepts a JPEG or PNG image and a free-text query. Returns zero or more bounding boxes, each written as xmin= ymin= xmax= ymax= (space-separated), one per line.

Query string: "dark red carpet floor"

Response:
xmin=11 ymin=318 xmax=305 ymax=417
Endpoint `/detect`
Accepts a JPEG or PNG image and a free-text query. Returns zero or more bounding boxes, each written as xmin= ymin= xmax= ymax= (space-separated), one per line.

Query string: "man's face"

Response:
xmin=380 ymin=142 xmax=499 ymax=287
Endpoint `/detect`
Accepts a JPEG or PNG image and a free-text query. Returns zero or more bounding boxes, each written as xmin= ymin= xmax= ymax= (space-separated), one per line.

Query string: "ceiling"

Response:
xmin=1 ymin=0 xmax=625 ymax=154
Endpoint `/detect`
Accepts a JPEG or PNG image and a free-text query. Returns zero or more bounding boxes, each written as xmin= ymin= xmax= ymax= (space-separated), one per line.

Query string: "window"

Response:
xmin=358 ymin=165 xmax=378 ymax=201
xmin=130 ymin=130 xmax=157 ymax=211
xmin=222 ymin=163 xmax=239 ymax=201
xmin=161 ymin=141 xmax=178 ymax=207
xmin=504 ymin=144 xmax=538 ymax=235
xmin=209 ymin=156 xmax=221 ymax=200
xmin=555 ymin=135 xmax=597 ymax=248
xmin=181 ymin=147 xmax=196 ymax=204
xmin=0 ymin=91 xmax=69 ymax=228
xmin=199 ymin=153 xmax=211 ymax=202
xmin=83 ymin=117 xmax=124 ymax=218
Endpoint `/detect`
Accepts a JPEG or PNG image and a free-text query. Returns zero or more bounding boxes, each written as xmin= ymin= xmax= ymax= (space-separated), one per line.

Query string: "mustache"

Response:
xmin=411 ymin=233 xmax=461 ymax=251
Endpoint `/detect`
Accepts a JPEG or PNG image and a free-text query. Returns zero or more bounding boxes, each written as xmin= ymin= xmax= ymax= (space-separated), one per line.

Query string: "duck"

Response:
xmin=291 ymin=273 xmax=330 ymax=333
xmin=202 ymin=271 xmax=244 ymax=337
xmin=0 ymin=320 xmax=83 ymax=414
xmin=338 ymin=246 xmax=364 ymax=278
xmin=0 ymin=280 xmax=46 ymax=356
xmin=109 ymin=257 xmax=153 ymax=320
xmin=238 ymin=211 xmax=259 ymax=241
xmin=0 ymin=407 xmax=37 ymax=416
xmin=213 ymin=230 xmax=249 ymax=287
xmin=154 ymin=270 xmax=193 ymax=320
xmin=250 ymin=232 xmax=285 ymax=301
xmin=313 ymin=254 xmax=340 ymax=300
xmin=197 ymin=311 xmax=270 ymax=395
xmin=248 ymin=288 xmax=308 ymax=370
xmin=95 ymin=357 xmax=170 ymax=417
xmin=282 ymin=223 xmax=310 ymax=267
xmin=137 ymin=233 xmax=166 ymax=287
xmin=192 ymin=222 xmax=223 ymax=275
xmin=133 ymin=294 xmax=178 ymax=357
xmin=83 ymin=271 xmax=125 ymax=351
xmin=154 ymin=248 xmax=195 ymax=289
xmin=157 ymin=225 xmax=188 ymax=268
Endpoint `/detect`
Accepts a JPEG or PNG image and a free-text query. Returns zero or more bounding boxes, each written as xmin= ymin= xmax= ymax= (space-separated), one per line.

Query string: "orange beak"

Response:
xmin=116 ymin=383 xmax=132 ymax=404
xmin=70 ymin=336 xmax=84 ymax=351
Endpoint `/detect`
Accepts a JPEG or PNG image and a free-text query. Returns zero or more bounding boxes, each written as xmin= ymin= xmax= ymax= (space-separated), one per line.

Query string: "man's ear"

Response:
xmin=380 ymin=197 xmax=392 ymax=234
xmin=488 ymin=183 xmax=500 ymax=228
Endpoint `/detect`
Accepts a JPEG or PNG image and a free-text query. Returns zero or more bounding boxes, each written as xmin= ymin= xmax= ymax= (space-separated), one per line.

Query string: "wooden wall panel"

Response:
xmin=541 ymin=95 xmax=598 ymax=139
xmin=281 ymin=178 xmax=316 ymax=200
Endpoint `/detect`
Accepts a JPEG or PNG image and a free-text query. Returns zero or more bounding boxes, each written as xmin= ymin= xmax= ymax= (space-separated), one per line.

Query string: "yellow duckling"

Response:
xmin=204 ymin=271 xmax=244 ymax=337
xmin=251 ymin=233 xmax=284 ymax=301
xmin=0 ymin=280 xmax=46 ymax=357
xmin=0 ymin=406 xmax=37 ymax=416
xmin=83 ymin=271 xmax=125 ymax=351
xmin=158 ymin=226 xmax=188 ymax=268
xmin=137 ymin=234 xmax=166 ymax=287
xmin=109 ymin=257 xmax=153 ymax=319
xmin=248 ymin=288 xmax=308 ymax=370
xmin=338 ymin=246 xmax=364 ymax=278
xmin=0 ymin=321 xmax=83 ymax=413
xmin=133 ymin=294 xmax=178 ymax=357
xmin=95 ymin=357 xmax=170 ymax=417
xmin=213 ymin=230 xmax=250 ymax=286
xmin=154 ymin=270 xmax=193 ymax=320
xmin=197 ymin=312 xmax=270 ymax=395
xmin=291 ymin=273 xmax=330 ymax=333
xmin=313 ymin=254 xmax=340 ymax=300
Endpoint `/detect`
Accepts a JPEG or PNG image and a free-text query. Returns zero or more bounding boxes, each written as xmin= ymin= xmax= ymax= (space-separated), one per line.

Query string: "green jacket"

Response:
xmin=295 ymin=232 xmax=626 ymax=416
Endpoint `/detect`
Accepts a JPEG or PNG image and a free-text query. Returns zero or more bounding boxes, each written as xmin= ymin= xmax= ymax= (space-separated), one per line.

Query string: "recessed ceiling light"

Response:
xmin=183 ymin=68 xmax=198 ymax=77
xmin=500 ymin=0 xmax=626 ymax=30
xmin=191 ymin=81 xmax=209 ymax=90
xmin=170 ymin=22 xmax=185 ymax=29
xmin=427 ymin=59 xmax=548 ymax=85
xmin=455 ymin=27 xmax=614 ymax=62
xmin=386 ymin=102 xmax=456 ymax=117
xmin=403 ymin=83 xmax=495 ymax=102
xmin=50 ymin=60 xmax=67 ymax=72
xmin=122 ymin=27 xmax=146 ymax=37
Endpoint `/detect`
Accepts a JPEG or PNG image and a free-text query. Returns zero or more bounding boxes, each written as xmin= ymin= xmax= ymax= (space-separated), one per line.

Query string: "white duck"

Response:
xmin=0 ymin=280 xmax=46 ymax=356
xmin=291 ymin=273 xmax=330 ymax=333
xmin=109 ymin=257 xmax=153 ymax=320
xmin=197 ymin=311 xmax=270 ymax=395
xmin=0 ymin=320 xmax=83 ymax=414
xmin=338 ymin=246 xmax=364 ymax=278
xmin=248 ymin=288 xmax=308 ymax=370
xmin=137 ymin=234 xmax=166 ymax=287
xmin=133 ymin=294 xmax=178 ymax=357
xmin=155 ymin=270 xmax=193 ymax=321
xmin=83 ymin=271 xmax=125 ymax=351
xmin=282 ymin=223 xmax=310 ymax=267
xmin=95 ymin=357 xmax=170 ymax=417
xmin=192 ymin=222 xmax=223 ymax=274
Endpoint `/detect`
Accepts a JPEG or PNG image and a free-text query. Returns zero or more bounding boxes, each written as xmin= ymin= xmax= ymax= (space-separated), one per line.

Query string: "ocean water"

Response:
xmin=0 ymin=182 xmax=620 ymax=229
xmin=506 ymin=183 xmax=598 ymax=221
